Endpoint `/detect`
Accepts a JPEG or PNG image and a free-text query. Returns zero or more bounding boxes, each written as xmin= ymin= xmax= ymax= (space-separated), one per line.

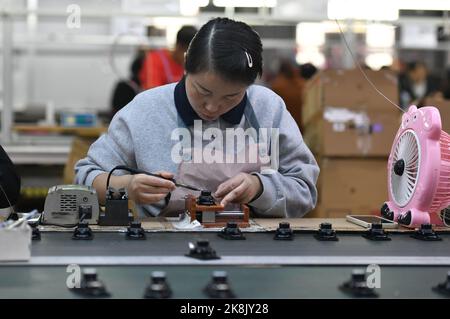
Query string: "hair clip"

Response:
xmin=245 ymin=51 xmax=253 ymax=68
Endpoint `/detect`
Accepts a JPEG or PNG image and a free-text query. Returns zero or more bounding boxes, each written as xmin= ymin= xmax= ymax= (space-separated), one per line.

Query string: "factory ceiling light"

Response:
xmin=213 ymin=0 xmax=277 ymax=8
xmin=327 ymin=0 xmax=399 ymax=21
xmin=328 ymin=0 xmax=450 ymax=21
xmin=179 ymin=0 xmax=209 ymax=16
xmin=396 ymin=0 xmax=450 ymax=11
xmin=366 ymin=24 xmax=395 ymax=48
xmin=296 ymin=23 xmax=325 ymax=47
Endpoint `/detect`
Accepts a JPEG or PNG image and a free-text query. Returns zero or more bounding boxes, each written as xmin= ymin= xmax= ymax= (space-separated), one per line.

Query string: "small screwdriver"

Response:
xmin=148 ymin=173 xmax=201 ymax=191
xmin=108 ymin=165 xmax=202 ymax=192
xmin=132 ymin=168 xmax=201 ymax=191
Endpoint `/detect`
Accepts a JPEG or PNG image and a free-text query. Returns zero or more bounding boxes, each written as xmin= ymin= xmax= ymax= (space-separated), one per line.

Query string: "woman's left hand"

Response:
xmin=214 ymin=173 xmax=262 ymax=207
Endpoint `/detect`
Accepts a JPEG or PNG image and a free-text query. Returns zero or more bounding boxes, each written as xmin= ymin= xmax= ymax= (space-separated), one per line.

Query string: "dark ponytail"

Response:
xmin=185 ymin=17 xmax=263 ymax=85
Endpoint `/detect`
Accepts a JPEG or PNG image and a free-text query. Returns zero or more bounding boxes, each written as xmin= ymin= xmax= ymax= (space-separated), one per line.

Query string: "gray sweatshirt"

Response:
xmin=75 ymin=82 xmax=319 ymax=217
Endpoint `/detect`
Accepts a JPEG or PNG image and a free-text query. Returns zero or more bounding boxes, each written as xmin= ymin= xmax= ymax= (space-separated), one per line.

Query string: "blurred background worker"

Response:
xmin=399 ymin=61 xmax=441 ymax=108
xmin=270 ymin=60 xmax=318 ymax=132
xmin=270 ymin=59 xmax=305 ymax=131
xmin=441 ymin=68 xmax=450 ymax=99
xmin=110 ymin=49 xmax=146 ymax=119
xmin=299 ymin=62 xmax=318 ymax=81
xmin=139 ymin=25 xmax=197 ymax=90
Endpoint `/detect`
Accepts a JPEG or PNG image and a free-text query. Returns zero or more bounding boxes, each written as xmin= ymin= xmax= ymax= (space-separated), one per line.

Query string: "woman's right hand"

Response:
xmin=126 ymin=172 xmax=176 ymax=205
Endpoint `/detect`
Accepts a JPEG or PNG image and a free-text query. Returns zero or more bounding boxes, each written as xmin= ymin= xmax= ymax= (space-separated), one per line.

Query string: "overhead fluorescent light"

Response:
xmin=296 ymin=48 xmax=325 ymax=69
xmin=296 ymin=23 xmax=325 ymax=47
xmin=179 ymin=0 xmax=209 ymax=16
xmin=328 ymin=0 xmax=399 ymax=21
xmin=396 ymin=0 xmax=450 ymax=11
xmin=365 ymin=53 xmax=393 ymax=71
xmin=213 ymin=0 xmax=277 ymax=8
xmin=366 ymin=24 xmax=395 ymax=48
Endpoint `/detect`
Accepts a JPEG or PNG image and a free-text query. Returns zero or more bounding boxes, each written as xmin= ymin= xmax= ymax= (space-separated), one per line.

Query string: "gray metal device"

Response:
xmin=42 ymin=185 xmax=100 ymax=226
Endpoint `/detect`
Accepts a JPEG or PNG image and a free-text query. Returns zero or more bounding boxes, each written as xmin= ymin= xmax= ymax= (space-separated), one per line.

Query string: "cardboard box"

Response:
xmin=307 ymin=158 xmax=388 ymax=218
xmin=303 ymin=69 xmax=399 ymax=127
xmin=308 ymin=204 xmax=384 ymax=218
xmin=303 ymin=108 xmax=401 ymax=157
xmin=423 ymin=98 xmax=450 ymax=134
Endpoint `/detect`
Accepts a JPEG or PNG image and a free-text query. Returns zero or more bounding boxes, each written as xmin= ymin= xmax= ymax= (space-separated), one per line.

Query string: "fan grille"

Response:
xmin=429 ymin=131 xmax=450 ymax=212
xmin=390 ymin=130 xmax=420 ymax=207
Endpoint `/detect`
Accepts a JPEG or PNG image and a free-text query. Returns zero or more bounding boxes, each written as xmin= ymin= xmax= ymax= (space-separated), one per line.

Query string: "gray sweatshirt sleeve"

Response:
xmin=74 ymin=111 xmax=136 ymax=186
xmin=248 ymin=101 xmax=320 ymax=218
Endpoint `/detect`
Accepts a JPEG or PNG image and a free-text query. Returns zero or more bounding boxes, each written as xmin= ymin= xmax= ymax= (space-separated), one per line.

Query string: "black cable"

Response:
xmin=106 ymin=165 xmax=176 ymax=190
xmin=106 ymin=165 xmax=201 ymax=193
xmin=107 ymin=165 xmax=144 ymax=190
xmin=38 ymin=213 xmax=76 ymax=228
xmin=334 ymin=19 xmax=404 ymax=113
xmin=0 ymin=174 xmax=17 ymax=219
xmin=38 ymin=212 xmax=88 ymax=228
xmin=106 ymin=165 xmax=125 ymax=189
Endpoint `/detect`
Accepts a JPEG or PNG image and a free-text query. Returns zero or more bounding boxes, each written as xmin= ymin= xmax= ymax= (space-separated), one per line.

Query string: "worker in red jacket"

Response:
xmin=140 ymin=25 xmax=197 ymax=90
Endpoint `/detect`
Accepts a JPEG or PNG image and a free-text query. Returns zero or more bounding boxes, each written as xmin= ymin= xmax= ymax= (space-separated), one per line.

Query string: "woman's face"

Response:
xmin=185 ymin=72 xmax=248 ymax=122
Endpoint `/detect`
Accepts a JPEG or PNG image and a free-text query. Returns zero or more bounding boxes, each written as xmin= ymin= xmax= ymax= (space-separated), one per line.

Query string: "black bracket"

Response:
xmin=411 ymin=224 xmax=442 ymax=241
xmin=98 ymin=187 xmax=134 ymax=226
xmin=362 ymin=223 xmax=391 ymax=241
xmin=218 ymin=221 xmax=246 ymax=240
xmin=126 ymin=221 xmax=146 ymax=240
xmin=204 ymin=271 xmax=236 ymax=299
xmin=72 ymin=221 xmax=93 ymax=240
xmin=339 ymin=269 xmax=378 ymax=298
xmin=70 ymin=268 xmax=110 ymax=298
xmin=314 ymin=222 xmax=338 ymax=241
xmin=197 ymin=190 xmax=215 ymax=206
xmin=274 ymin=222 xmax=294 ymax=240
xmin=432 ymin=271 xmax=450 ymax=297
xmin=143 ymin=271 xmax=172 ymax=299
xmin=186 ymin=239 xmax=220 ymax=260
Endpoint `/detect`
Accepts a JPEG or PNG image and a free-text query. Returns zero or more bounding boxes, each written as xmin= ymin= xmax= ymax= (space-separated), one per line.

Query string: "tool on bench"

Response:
xmin=107 ymin=165 xmax=201 ymax=192
xmin=185 ymin=191 xmax=250 ymax=228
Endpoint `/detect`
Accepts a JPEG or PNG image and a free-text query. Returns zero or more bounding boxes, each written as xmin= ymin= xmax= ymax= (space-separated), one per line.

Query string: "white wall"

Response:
xmin=0 ymin=0 xmax=158 ymax=113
